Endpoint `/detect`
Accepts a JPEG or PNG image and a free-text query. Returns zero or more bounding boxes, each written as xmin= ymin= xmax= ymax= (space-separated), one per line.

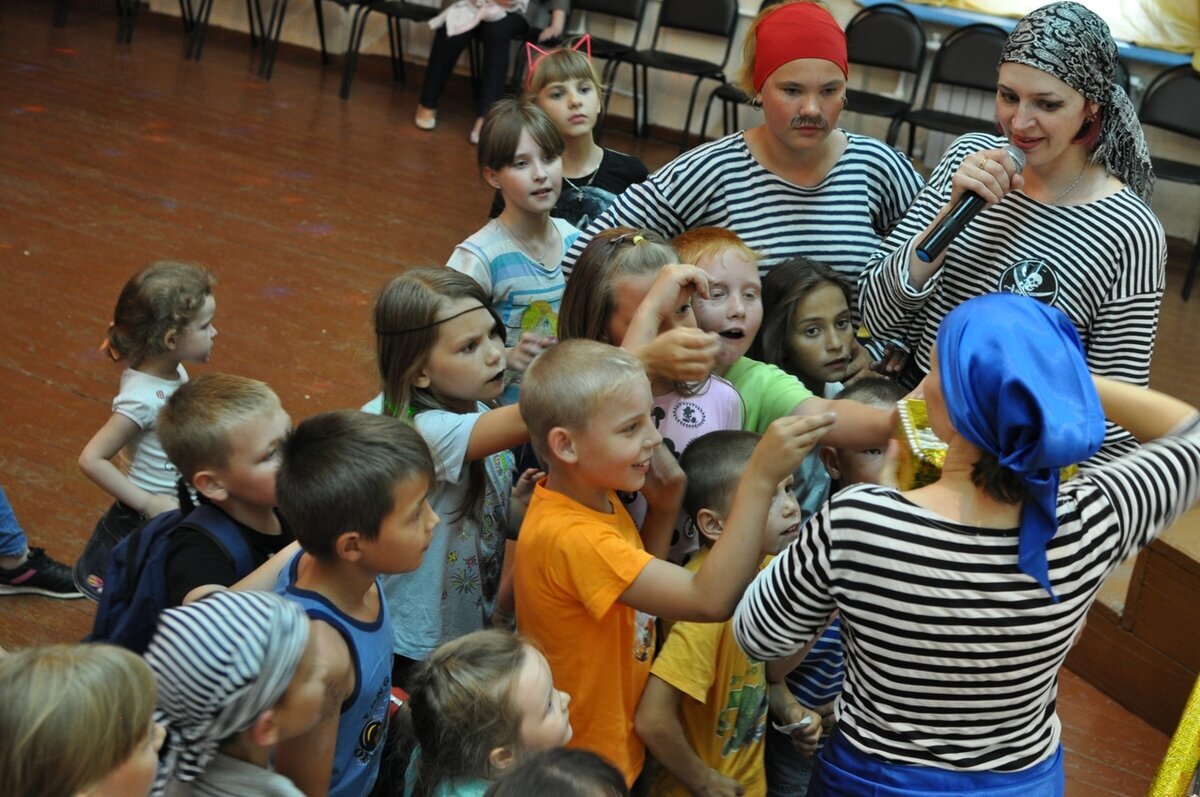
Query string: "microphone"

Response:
xmin=915 ymin=144 xmax=1027 ymax=263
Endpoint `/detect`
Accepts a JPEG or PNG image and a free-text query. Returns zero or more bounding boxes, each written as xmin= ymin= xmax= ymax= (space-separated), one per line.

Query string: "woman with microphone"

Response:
xmin=859 ymin=1 xmax=1164 ymax=464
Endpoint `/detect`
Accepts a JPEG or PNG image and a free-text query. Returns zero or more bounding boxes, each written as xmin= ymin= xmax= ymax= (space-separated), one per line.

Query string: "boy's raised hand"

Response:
xmin=635 ymin=327 xmax=720 ymax=383
xmin=752 ymin=413 xmax=837 ymax=484
xmin=640 ymin=443 xmax=685 ymax=514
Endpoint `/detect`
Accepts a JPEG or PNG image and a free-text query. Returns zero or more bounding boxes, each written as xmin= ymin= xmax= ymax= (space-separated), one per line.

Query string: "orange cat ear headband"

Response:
xmin=525 ymin=34 xmax=593 ymax=89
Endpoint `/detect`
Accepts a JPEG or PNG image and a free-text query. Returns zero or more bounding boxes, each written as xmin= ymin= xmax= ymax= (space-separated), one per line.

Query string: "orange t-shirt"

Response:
xmin=513 ymin=482 xmax=656 ymax=786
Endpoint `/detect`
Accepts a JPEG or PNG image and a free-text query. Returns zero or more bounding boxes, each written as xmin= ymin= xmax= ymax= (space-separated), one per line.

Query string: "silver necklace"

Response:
xmin=1053 ymin=165 xmax=1088 ymax=205
xmin=562 ymin=148 xmax=603 ymax=194
xmin=495 ymin=219 xmax=555 ymax=267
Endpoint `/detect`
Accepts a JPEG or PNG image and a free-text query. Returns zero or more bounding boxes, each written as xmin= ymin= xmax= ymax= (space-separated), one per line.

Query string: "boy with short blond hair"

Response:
xmin=157 ymin=373 xmax=293 ymax=607
xmin=636 ymin=430 xmax=814 ymax=797
xmin=514 ymin=339 xmax=834 ymax=787
xmin=272 ymin=410 xmax=438 ymax=797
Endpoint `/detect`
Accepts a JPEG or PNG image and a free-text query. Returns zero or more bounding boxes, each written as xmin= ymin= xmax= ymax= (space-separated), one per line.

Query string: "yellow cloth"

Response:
xmin=905 ymin=0 xmax=1199 ymax=57
xmin=513 ymin=481 xmax=656 ymax=787
xmin=648 ymin=550 xmax=770 ymax=797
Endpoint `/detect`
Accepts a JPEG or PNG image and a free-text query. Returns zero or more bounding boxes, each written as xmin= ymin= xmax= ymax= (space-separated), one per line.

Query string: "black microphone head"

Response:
xmin=1004 ymin=143 xmax=1027 ymax=174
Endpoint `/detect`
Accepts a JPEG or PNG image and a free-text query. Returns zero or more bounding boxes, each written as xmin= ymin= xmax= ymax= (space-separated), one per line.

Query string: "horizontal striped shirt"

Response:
xmin=563 ymin=131 xmax=924 ymax=282
xmin=734 ymin=414 xmax=1200 ymax=772
xmin=859 ymin=133 xmax=1166 ymax=462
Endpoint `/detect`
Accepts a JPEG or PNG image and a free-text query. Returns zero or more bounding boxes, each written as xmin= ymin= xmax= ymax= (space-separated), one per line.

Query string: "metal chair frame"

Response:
xmin=843 ymin=2 xmax=926 ymax=146
xmin=1138 ymin=64 xmax=1200 ymax=299
xmin=616 ymin=0 xmax=738 ymax=151
xmin=900 ymin=23 xmax=1008 ymax=157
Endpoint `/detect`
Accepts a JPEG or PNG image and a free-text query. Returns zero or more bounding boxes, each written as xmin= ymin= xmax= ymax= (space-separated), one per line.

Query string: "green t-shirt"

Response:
xmin=723 ymin=357 xmax=814 ymax=435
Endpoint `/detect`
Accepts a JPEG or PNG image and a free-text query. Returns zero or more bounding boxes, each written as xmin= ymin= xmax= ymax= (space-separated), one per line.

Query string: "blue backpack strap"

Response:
xmin=179 ymin=504 xmax=257 ymax=579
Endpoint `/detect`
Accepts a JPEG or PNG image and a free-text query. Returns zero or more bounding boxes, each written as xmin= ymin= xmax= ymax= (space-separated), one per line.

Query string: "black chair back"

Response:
xmin=655 ymin=0 xmax=738 ymax=43
xmin=925 ymin=23 xmax=1007 ymax=95
xmin=1140 ymin=64 xmax=1200 ymax=139
xmin=846 ymin=2 xmax=925 ymax=75
xmin=571 ymin=0 xmax=646 ymax=21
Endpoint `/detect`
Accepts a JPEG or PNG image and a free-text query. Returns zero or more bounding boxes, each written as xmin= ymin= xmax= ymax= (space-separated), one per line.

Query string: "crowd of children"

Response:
xmin=0 ymin=6 xmax=1190 ymax=795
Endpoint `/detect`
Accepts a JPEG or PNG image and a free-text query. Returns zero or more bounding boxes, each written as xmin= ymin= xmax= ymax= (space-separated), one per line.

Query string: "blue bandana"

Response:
xmin=936 ymin=293 xmax=1105 ymax=599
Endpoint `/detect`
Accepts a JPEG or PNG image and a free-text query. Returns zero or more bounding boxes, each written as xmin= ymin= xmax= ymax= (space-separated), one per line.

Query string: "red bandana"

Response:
xmin=753 ymin=2 xmax=848 ymax=91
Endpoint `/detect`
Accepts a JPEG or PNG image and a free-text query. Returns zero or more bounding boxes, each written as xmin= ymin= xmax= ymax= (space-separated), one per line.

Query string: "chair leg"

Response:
xmin=115 ymin=0 xmax=138 ymax=43
xmin=53 ymin=0 xmax=68 ymax=27
xmin=678 ymin=75 xmax=706 ymax=153
xmin=1183 ymin=235 xmax=1200 ymax=301
xmin=178 ymin=0 xmax=195 ymax=32
xmin=388 ymin=17 xmax=405 ymax=84
xmin=637 ymin=65 xmax=650 ymax=138
xmin=257 ymin=0 xmax=288 ymax=78
xmin=699 ymin=87 xmax=719 ymax=146
xmin=313 ymin=0 xmax=329 ymax=65
xmin=885 ymin=115 xmax=903 ymax=148
xmin=339 ymin=3 xmax=372 ymax=99
xmin=245 ymin=0 xmax=263 ymax=46
xmin=186 ymin=0 xmax=215 ymax=60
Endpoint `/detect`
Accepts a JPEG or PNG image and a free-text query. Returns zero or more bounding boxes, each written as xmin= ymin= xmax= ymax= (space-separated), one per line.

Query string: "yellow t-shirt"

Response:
xmin=513 ymin=481 xmax=656 ymax=786
xmin=649 ymin=549 xmax=770 ymax=797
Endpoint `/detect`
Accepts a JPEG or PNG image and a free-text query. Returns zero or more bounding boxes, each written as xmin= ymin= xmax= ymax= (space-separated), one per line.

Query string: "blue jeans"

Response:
xmin=765 ymin=725 xmax=817 ymax=797
xmin=0 ymin=485 xmax=30 ymax=559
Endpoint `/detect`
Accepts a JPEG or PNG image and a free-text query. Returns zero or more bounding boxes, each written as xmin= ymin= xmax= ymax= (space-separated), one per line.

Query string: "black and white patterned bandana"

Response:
xmin=1001 ymin=1 xmax=1154 ymax=202
xmin=146 ymin=590 xmax=311 ymax=795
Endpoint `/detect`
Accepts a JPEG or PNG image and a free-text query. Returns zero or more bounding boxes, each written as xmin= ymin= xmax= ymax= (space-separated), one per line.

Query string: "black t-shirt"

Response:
xmin=489 ymin=147 xmax=650 ymax=229
xmin=164 ymin=509 xmax=294 ymax=607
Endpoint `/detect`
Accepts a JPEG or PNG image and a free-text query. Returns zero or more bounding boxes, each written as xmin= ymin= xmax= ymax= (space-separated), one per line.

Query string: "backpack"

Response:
xmin=87 ymin=503 xmax=254 ymax=654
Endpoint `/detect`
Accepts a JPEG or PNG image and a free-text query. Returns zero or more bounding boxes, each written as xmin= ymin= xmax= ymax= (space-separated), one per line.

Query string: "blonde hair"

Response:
xmin=525 ymin=45 xmax=605 ymax=104
xmin=558 ymin=227 xmax=677 ymax=344
xmin=105 ymin=261 xmax=216 ymax=366
xmin=672 ymin=227 xmax=761 ymax=269
xmin=0 ymin=644 xmax=156 ymax=797
xmin=158 ymin=373 xmax=283 ymax=484
xmin=407 ymin=630 xmax=532 ymax=796
xmin=735 ymin=0 xmax=829 ymax=98
xmin=520 ymin=338 xmax=646 ymax=463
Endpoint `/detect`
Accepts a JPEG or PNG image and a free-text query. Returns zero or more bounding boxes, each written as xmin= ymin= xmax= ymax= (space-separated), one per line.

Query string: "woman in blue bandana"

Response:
xmin=734 ymin=292 xmax=1200 ymax=795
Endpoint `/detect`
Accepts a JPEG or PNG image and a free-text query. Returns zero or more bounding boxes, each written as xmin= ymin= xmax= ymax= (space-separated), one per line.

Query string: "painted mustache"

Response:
xmin=790 ymin=116 xmax=828 ymax=129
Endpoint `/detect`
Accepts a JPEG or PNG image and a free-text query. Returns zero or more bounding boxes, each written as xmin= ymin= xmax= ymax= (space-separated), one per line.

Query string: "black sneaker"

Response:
xmin=0 ymin=548 xmax=84 ymax=599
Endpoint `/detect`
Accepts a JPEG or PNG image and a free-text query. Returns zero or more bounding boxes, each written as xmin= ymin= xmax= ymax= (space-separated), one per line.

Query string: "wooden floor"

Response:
xmin=2 ymin=1 xmax=1193 ymax=793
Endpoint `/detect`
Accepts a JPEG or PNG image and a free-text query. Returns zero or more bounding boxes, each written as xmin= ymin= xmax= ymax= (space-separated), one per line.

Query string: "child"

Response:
xmin=76 ymin=261 xmax=217 ymax=599
xmin=675 ymin=227 xmax=893 ymax=471
xmin=156 ymin=373 xmax=293 ymax=607
xmin=146 ymin=590 xmax=323 ymax=797
xmin=513 ymin=338 xmax=835 ymax=786
xmin=365 ymin=269 xmax=530 ymax=685
xmin=484 ymin=749 xmax=630 ymax=797
xmin=635 ymin=430 xmax=803 ymax=797
xmin=750 ymin=257 xmax=861 ymax=518
xmin=761 ymin=377 xmax=908 ymax=797
xmin=489 ymin=39 xmax=649 ymax=230
xmin=404 ymin=629 xmax=572 ymax=796
xmin=0 ymin=643 xmax=164 ymax=797
xmin=754 ymin=259 xmax=858 ymax=399
xmin=272 ymin=410 xmax=438 ymax=797
xmin=817 ymin=378 xmax=906 ymax=491
xmin=558 ymin=227 xmax=739 ymax=563
xmin=449 ymin=99 xmax=581 ymax=404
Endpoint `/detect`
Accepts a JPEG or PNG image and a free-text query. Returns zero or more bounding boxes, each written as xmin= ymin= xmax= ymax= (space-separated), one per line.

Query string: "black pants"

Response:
xmin=419 ymin=13 xmax=530 ymax=116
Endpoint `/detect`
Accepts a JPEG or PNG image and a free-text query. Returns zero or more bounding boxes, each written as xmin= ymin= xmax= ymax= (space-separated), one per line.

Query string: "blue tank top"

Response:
xmin=277 ymin=552 xmax=392 ymax=797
